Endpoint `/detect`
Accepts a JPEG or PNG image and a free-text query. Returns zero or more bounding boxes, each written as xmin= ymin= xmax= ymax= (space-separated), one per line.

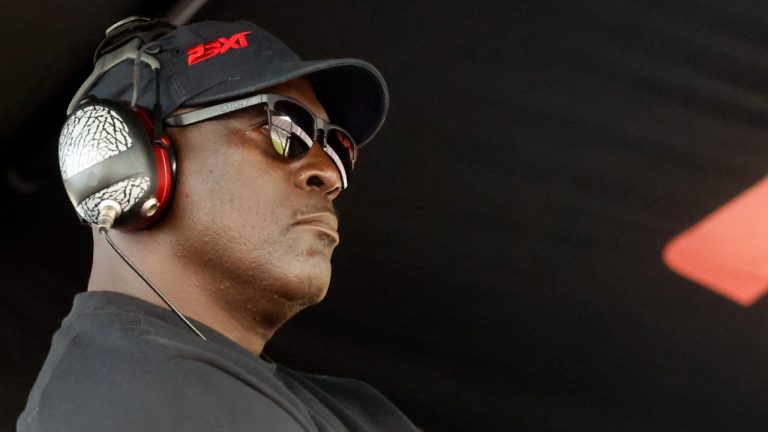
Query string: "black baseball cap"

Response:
xmin=79 ymin=20 xmax=389 ymax=147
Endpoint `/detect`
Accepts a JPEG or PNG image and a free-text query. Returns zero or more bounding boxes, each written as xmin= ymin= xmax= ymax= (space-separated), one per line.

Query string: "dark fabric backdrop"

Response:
xmin=4 ymin=1 xmax=768 ymax=430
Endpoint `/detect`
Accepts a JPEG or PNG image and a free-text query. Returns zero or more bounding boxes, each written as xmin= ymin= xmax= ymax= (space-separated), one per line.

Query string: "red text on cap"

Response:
xmin=187 ymin=31 xmax=252 ymax=66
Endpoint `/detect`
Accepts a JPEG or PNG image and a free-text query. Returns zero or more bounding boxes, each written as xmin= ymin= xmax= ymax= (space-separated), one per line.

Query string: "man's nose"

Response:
xmin=293 ymin=143 xmax=342 ymax=199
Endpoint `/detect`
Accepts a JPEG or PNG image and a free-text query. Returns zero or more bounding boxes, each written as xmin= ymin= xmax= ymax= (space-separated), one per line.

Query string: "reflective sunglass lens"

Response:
xmin=269 ymin=98 xmax=356 ymax=188
xmin=268 ymin=114 xmax=312 ymax=158
xmin=274 ymin=100 xmax=315 ymax=137
xmin=326 ymin=128 xmax=357 ymax=173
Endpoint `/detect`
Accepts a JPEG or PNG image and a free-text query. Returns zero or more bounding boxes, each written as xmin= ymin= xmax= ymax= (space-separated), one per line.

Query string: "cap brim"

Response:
xmin=180 ymin=59 xmax=389 ymax=147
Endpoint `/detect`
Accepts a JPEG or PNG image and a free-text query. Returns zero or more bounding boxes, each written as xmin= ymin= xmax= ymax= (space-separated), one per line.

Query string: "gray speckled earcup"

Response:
xmin=59 ymin=101 xmax=160 ymax=228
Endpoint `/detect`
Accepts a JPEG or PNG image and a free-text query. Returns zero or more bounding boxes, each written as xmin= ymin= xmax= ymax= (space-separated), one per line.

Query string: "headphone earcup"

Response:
xmin=58 ymin=100 xmax=176 ymax=229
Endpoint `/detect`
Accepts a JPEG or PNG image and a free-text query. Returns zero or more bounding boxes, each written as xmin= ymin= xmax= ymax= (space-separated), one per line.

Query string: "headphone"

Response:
xmin=59 ymin=17 xmax=177 ymax=230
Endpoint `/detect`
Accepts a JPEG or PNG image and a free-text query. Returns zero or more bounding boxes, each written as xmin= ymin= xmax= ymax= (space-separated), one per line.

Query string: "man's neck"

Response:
xmin=87 ymin=230 xmax=303 ymax=357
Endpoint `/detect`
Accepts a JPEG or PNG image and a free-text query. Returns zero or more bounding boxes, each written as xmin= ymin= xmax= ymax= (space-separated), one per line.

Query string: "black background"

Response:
xmin=5 ymin=1 xmax=768 ymax=431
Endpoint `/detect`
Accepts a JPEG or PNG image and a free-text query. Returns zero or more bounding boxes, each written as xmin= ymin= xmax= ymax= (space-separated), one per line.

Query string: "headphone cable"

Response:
xmin=97 ymin=202 xmax=206 ymax=340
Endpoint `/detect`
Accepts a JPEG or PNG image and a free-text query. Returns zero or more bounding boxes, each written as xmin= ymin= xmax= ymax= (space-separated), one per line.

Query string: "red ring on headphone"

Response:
xmin=134 ymin=107 xmax=175 ymax=228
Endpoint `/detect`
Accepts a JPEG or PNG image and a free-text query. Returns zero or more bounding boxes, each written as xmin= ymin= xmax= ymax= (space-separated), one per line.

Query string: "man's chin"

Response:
xmin=284 ymin=271 xmax=331 ymax=307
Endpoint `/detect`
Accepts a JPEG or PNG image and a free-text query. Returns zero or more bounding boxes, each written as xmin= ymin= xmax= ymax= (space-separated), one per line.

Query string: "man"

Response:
xmin=18 ymin=18 xmax=419 ymax=431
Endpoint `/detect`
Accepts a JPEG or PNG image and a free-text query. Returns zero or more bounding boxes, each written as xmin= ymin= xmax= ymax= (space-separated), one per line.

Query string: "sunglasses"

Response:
xmin=164 ymin=94 xmax=357 ymax=189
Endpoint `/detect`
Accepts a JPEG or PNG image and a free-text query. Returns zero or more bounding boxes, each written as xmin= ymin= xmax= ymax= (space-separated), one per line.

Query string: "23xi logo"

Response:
xmin=187 ymin=31 xmax=252 ymax=66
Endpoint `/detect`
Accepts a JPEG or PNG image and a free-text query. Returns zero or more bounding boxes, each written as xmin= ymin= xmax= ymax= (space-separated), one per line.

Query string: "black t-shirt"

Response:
xmin=18 ymin=291 xmax=419 ymax=432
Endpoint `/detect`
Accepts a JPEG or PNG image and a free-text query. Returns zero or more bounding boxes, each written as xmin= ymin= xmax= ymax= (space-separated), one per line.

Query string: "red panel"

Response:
xmin=664 ymin=176 xmax=768 ymax=306
xmin=152 ymin=139 xmax=173 ymax=215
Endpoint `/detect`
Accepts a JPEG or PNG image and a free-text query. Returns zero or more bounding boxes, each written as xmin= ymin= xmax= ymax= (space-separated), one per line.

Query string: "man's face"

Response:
xmin=164 ymin=77 xmax=343 ymax=313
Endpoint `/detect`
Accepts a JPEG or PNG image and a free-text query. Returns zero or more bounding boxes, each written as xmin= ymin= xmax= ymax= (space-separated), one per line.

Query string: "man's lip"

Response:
xmin=293 ymin=213 xmax=340 ymax=245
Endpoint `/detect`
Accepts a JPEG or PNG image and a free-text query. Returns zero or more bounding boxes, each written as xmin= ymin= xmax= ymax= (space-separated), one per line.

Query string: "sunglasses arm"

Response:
xmin=164 ymin=94 xmax=270 ymax=127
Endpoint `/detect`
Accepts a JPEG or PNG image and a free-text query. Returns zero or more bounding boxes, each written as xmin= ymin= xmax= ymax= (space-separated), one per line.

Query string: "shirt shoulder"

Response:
xmin=277 ymin=367 xmax=421 ymax=432
xmin=18 ymin=293 xmax=310 ymax=432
